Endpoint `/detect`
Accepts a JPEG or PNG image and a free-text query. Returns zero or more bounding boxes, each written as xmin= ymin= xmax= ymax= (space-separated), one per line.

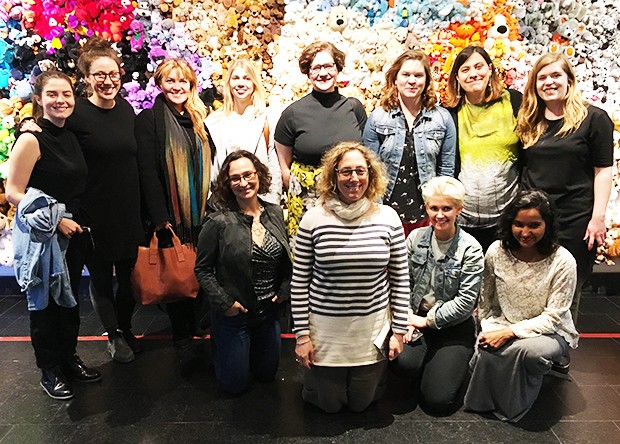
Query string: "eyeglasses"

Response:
xmin=228 ymin=171 xmax=257 ymax=185
xmin=90 ymin=71 xmax=121 ymax=82
xmin=309 ymin=63 xmax=337 ymax=75
xmin=335 ymin=167 xmax=369 ymax=178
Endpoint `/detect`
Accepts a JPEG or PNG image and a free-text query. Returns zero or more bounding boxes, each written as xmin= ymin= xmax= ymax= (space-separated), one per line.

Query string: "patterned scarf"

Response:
xmin=162 ymin=105 xmax=211 ymax=242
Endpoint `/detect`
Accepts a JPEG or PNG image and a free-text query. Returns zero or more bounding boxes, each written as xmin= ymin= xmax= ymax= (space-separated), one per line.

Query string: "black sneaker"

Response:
xmin=40 ymin=368 xmax=74 ymax=400
xmin=122 ymin=330 xmax=144 ymax=354
xmin=63 ymin=354 xmax=102 ymax=382
xmin=551 ymin=353 xmax=571 ymax=374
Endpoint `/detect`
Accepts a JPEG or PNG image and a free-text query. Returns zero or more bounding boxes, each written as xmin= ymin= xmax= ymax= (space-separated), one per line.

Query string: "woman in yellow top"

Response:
xmin=444 ymin=45 xmax=522 ymax=251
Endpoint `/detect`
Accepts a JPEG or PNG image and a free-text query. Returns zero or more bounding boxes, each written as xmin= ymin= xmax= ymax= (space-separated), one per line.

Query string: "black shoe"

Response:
xmin=551 ymin=353 xmax=571 ymax=374
xmin=40 ymin=368 xmax=74 ymax=400
xmin=122 ymin=330 xmax=144 ymax=354
xmin=63 ymin=354 xmax=102 ymax=383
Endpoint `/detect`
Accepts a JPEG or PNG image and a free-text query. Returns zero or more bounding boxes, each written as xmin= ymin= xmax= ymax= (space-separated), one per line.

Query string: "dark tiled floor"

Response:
xmin=1 ymin=283 xmax=620 ymax=443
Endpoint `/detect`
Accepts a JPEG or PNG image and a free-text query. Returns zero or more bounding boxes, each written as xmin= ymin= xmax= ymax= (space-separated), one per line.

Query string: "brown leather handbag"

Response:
xmin=131 ymin=228 xmax=199 ymax=305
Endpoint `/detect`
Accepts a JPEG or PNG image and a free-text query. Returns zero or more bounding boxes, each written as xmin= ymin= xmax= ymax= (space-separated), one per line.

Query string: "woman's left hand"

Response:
xmin=388 ymin=333 xmax=404 ymax=360
xmin=584 ymin=216 xmax=606 ymax=250
xmin=478 ymin=328 xmax=516 ymax=351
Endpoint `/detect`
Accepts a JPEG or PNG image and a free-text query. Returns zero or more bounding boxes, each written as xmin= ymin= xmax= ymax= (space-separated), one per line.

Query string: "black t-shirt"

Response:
xmin=274 ymin=88 xmax=366 ymax=166
xmin=68 ymin=97 xmax=143 ymax=260
xmin=521 ymin=105 xmax=614 ymax=238
xmin=28 ymin=118 xmax=87 ymax=216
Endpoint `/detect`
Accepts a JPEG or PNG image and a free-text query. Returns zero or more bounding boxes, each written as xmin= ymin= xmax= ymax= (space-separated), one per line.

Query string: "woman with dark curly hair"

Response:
xmin=464 ymin=190 xmax=578 ymax=422
xmin=275 ymin=41 xmax=367 ymax=244
xmin=195 ymin=151 xmax=292 ymax=394
xmin=364 ymin=50 xmax=456 ymax=237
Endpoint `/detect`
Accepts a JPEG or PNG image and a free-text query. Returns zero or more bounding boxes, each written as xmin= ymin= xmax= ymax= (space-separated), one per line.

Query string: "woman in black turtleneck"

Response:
xmin=274 ymin=41 xmax=367 ymax=244
xmin=134 ymin=58 xmax=215 ymax=364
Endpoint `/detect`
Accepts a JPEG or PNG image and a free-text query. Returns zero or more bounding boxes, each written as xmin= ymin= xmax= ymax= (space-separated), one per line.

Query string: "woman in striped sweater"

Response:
xmin=291 ymin=141 xmax=410 ymax=413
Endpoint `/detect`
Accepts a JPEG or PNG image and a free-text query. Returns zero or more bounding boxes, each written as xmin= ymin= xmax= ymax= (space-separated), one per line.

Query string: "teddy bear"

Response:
xmin=327 ymin=5 xmax=347 ymax=33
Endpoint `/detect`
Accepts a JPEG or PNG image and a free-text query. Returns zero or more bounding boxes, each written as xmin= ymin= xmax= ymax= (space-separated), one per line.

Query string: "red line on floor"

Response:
xmin=0 ymin=333 xmax=618 ymax=342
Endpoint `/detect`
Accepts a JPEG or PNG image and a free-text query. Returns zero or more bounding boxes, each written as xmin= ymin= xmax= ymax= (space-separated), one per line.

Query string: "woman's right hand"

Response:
xmin=57 ymin=218 xmax=83 ymax=239
xmin=282 ymin=168 xmax=291 ymax=189
xmin=19 ymin=119 xmax=42 ymax=133
xmin=295 ymin=335 xmax=314 ymax=369
xmin=224 ymin=301 xmax=247 ymax=317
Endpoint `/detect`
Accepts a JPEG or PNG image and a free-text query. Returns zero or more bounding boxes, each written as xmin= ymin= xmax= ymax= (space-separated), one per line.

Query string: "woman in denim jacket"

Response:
xmin=364 ymin=50 xmax=456 ymax=238
xmin=391 ymin=177 xmax=483 ymax=415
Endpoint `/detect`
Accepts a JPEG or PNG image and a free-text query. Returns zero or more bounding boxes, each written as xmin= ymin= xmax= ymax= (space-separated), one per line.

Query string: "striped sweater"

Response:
xmin=291 ymin=203 xmax=410 ymax=366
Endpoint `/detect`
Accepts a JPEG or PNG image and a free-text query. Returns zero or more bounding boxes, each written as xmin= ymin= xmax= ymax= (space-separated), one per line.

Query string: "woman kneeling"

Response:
xmin=464 ymin=190 xmax=578 ymax=422
xmin=392 ymin=176 xmax=484 ymax=415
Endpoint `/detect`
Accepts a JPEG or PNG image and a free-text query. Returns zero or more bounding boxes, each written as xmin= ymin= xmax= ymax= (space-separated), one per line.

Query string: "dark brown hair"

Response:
xmin=444 ymin=45 xmax=504 ymax=108
xmin=212 ymin=150 xmax=271 ymax=209
xmin=298 ymin=41 xmax=345 ymax=76
xmin=77 ymin=36 xmax=122 ymax=77
xmin=32 ymin=70 xmax=74 ymax=120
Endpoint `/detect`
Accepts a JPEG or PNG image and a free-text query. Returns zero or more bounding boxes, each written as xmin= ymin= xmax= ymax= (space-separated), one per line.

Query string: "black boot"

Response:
xmin=40 ymin=368 xmax=74 ymax=400
xmin=62 ymin=354 xmax=102 ymax=382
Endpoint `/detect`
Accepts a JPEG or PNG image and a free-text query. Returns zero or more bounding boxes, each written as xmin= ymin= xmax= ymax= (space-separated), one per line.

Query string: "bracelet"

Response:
xmin=296 ymin=338 xmax=311 ymax=346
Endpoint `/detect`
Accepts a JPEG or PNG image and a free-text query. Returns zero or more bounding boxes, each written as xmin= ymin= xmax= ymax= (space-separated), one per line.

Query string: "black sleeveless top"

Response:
xmin=27 ymin=118 xmax=87 ymax=215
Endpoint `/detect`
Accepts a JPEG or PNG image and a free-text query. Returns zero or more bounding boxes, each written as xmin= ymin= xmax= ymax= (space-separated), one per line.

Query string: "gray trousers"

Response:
xmin=302 ymin=360 xmax=387 ymax=413
xmin=464 ymin=334 xmax=569 ymax=422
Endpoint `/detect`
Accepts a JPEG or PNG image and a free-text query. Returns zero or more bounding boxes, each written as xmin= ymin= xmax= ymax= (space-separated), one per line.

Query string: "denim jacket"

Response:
xmin=363 ymin=105 xmax=456 ymax=200
xmin=406 ymin=225 xmax=483 ymax=329
xmin=12 ymin=188 xmax=76 ymax=311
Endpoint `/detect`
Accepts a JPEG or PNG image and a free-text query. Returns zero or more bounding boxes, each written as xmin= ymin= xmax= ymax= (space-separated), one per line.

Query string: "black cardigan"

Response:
xmin=134 ymin=94 xmax=216 ymax=245
xmin=447 ymin=89 xmax=523 ymax=177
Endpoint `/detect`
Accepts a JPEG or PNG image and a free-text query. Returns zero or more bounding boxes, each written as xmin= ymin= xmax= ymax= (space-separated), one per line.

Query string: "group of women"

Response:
xmin=7 ymin=37 xmax=613 ymax=423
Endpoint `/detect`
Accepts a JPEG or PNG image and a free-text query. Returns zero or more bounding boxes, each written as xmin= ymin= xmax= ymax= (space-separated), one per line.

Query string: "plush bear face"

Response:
xmin=327 ymin=5 xmax=347 ymax=32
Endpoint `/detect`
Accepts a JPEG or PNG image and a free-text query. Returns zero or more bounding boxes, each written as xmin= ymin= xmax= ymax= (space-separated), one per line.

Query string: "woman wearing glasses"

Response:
xmin=195 ymin=151 xmax=291 ymax=394
xmin=275 ymin=41 xmax=367 ymax=244
xmin=20 ymin=37 xmax=143 ymax=366
xmin=292 ymin=142 xmax=409 ymax=413
xmin=206 ymin=58 xmax=282 ymax=204
xmin=364 ymin=50 xmax=456 ymax=238
xmin=135 ymin=58 xmax=214 ymax=365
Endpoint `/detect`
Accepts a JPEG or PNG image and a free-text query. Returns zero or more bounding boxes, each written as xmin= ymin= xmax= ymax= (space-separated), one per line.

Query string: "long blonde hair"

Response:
xmin=221 ymin=58 xmax=266 ymax=114
xmin=517 ymin=53 xmax=588 ymax=148
xmin=154 ymin=58 xmax=209 ymax=144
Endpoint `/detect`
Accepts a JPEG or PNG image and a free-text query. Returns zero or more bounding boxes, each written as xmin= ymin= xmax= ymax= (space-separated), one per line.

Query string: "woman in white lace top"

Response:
xmin=464 ymin=189 xmax=579 ymax=422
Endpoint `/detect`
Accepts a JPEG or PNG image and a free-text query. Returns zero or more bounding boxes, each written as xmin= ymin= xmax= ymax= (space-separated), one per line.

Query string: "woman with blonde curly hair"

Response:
xmin=291 ymin=141 xmax=409 ymax=413
xmin=444 ymin=45 xmax=523 ymax=251
xmin=206 ymin=58 xmax=282 ymax=204
xmin=518 ymin=52 xmax=613 ymax=327
xmin=364 ymin=50 xmax=456 ymax=237
xmin=135 ymin=58 xmax=215 ymax=364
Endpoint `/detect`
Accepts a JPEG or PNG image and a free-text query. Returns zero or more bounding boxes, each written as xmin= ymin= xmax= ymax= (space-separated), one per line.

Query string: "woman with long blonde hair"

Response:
xmin=518 ymin=52 xmax=613 ymax=330
xmin=135 ymin=58 xmax=215 ymax=365
xmin=206 ymin=58 xmax=282 ymax=204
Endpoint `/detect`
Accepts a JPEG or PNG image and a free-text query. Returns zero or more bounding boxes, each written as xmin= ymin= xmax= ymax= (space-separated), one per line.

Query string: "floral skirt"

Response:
xmin=286 ymin=161 xmax=322 ymax=243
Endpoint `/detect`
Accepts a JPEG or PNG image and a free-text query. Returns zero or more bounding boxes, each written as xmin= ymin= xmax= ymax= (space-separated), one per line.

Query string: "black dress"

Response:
xmin=521 ymin=105 xmax=614 ymax=279
xmin=28 ymin=118 xmax=87 ymax=370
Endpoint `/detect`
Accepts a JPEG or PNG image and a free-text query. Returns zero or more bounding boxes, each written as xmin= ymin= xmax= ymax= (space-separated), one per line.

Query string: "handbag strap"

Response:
xmin=254 ymin=116 xmax=270 ymax=155
xmin=148 ymin=227 xmax=187 ymax=264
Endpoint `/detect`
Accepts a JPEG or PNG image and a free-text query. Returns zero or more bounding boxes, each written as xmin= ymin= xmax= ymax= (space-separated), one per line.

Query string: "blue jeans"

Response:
xmin=210 ymin=309 xmax=281 ymax=394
